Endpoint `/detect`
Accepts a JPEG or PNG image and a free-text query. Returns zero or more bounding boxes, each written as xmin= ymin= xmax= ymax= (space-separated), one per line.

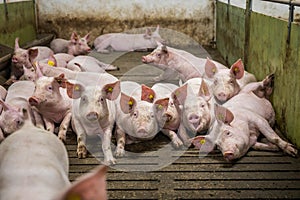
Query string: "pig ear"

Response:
xmin=28 ymin=48 xmax=39 ymax=63
xmin=190 ymin=135 xmax=215 ymax=153
xmin=47 ymin=54 xmax=57 ymax=66
xmin=71 ymin=32 xmax=79 ymax=43
xmin=84 ymin=32 xmax=91 ymax=41
xmin=154 ymin=98 xmax=169 ymax=112
xmin=171 ymin=84 xmax=188 ymax=105
xmin=155 ymin=25 xmax=160 ymax=33
xmin=54 ymin=74 xmax=67 ymax=88
xmin=161 ymin=45 xmax=168 ymax=54
xmin=0 ymin=99 xmax=11 ymax=111
xmin=214 ymin=104 xmax=234 ymax=125
xmin=65 ymin=82 xmax=84 ymax=99
xmin=102 ymin=81 xmax=121 ymax=100
xmin=14 ymin=37 xmax=20 ymax=50
xmin=198 ymin=79 xmax=211 ymax=101
xmin=141 ymin=84 xmax=155 ymax=103
xmin=205 ymin=57 xmax=218 ymax=78
xmin=34 ymin=62 xmax=44 ymax=79
xmin=230 ymin=59 xmax=244 ymax=79
xmin=58 ymin=165 xmax=107 ymax=200
xmin=120 ymin=93 xmax=136 ymax=114
xmin=144 ymin=28 xmax=152 ymax=39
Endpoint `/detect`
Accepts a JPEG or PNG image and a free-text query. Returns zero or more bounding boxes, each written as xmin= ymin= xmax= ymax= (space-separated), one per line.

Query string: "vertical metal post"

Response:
xmin=244 ymin=0 xmax=252 ymax=68
xmin=287 ymin=1 xmax=294 ymax=44
xmin=4 ymin=0 xmax=9 ymax=21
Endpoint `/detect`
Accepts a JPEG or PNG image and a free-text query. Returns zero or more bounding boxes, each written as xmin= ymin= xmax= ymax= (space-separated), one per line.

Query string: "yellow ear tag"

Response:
xmin=218 ymin=113 xmax=224 ymax=121
xmin=128 ymin=100 xmax=133 ymax=106
xmin=149 ymin=94 xmax=154 ymax=100
xmin=200 ymin=139 xmax=206 ymax=144
xmin=48 ymin=60 xmax=55 ymax=66
xmin=158 ymin=104 xmax=163 ymax=110
xmin=74 ymin=85 xmax=80 ymax=91
xmin=234 ymin=67 xmax=239 ymax=73
xmin=34 ymin=61 xmax=38 ymax=67
xmin=212 ymin=68 xmax=216 ymax=73
xmin=107 ymin=87 xmax=113 ymax=92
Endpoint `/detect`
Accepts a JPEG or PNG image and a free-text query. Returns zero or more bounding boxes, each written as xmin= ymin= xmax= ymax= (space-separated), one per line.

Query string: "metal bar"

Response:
xmin=261 ymin=0 xmax=300 ymax=7
xmin=287 ymin=3 xmax=295 ymax=43
xmin=3 ymin=0 xmax=9 ymax=21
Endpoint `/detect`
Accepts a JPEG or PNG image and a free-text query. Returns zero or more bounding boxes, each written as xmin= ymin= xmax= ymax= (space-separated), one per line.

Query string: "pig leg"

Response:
xmin=250 ymin=115 xmax=298 ymax=156
xmin=99 ymin=129 xmax=116 ymax=165
xmin=153 ymin=68 xmax=178 ymax=82
xmin=44 ymin=118 xmax=55 ymax=132
xmin=58 ymin=112 xmax=72 ymax=142
xmin=178 ymin=124 xmax=192 ymax=147
xmin=114 ymin=126 xmax=126 ymax=157
xmin=32 ymin=109 xmax=45 ymax=129
xmin=76 ymin=127 xmax=88 ymax=159
xmin=95 ymin=39 xmax=111 ymax=54
xmin=252 ymin=142 xmax=280 ymax=151
xmin=161 ymin=129 xmax=183 ymax=148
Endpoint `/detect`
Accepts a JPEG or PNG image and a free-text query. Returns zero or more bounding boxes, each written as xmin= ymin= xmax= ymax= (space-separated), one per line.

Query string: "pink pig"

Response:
xmin=0 ymin=108 xmax=107 ymax=200
xmin=28 ymin=74 xmax=72 ymax=142
xmin=192 ymin=87 xmax=298 ymax=162
xmin=64 ymin=79 xmax=120 ymax=165
xmin=152 ymin=83 xmax=183 ymax=148
xmin=0 ymin=81 xmax=37 ymax=141
xmin=6 ymin=38 xmax=54 ymax=84
xmin=94 ymin=25 xmax=165 ymax=53
xmin=114 ymin=81 xmax=159 ymax=157
xmin=50 ymin=32 xmax=91 ymax=56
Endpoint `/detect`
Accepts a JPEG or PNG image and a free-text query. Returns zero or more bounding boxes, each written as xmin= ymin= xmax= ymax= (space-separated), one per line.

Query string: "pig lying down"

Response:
xmin=50 ymin=32 xmax=91 ymax=56
xmin=0 ymin=81 xmax=36 ymax=141
xmin=192 ymin=81 xmax=298 ymax=162
xmin=0 ymin=109 xmax=107 ymax=200
xmin=94 ymin=25 xmax=165 ymax=53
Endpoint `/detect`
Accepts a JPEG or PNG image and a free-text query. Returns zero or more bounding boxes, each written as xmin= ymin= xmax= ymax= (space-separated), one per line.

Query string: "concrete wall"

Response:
xmin=36 ymin=0 xmax=215 ymax=46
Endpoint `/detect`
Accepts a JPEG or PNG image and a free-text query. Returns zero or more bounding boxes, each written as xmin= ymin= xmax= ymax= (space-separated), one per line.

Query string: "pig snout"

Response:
xmin=188 ymin=114 xmax=200 ymax=129
xmin=11 ymin=56 xmax=18 ymax=63
xmin=142 ymin=56 xmax=151 ymax=63
xmin=223 ymin=151 xmax=235 ymax=162
xmin=29 ymin=96 xmax=40 ymax=106
xmin=216 ymin=92 xmax=229 ymax=103
xmin=86 ymin=111 xmax=99 ymax=121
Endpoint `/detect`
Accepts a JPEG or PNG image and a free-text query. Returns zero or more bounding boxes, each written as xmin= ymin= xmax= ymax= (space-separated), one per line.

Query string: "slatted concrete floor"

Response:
xmin=67 ymin=47 xmax=300 ymax=199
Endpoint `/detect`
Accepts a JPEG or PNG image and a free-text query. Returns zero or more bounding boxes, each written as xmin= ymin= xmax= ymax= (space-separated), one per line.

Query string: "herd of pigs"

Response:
xmin=0 ymin=25 xmax=298 ymax=199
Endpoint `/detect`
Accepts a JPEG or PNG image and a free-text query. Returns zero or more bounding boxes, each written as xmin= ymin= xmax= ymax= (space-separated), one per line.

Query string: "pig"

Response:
xmin=6 ymin=37 xmax=54 ymax=85
xmin=64 ymin=79 xmax=120 ymax=165
xmin=0 ymin=81 xmax=38 ymax=141
xmin=39 ymin=53 xmax=75 ymax=68
xmin=114 ymin=81 xmax=160 ymax=157
xmin=171 ymin=78 xmax=213 ymax=146
xmin=151 ymin=83 xmax=183 ymax=148
xmin=0 ymin=108 xmax=107 ymax=200
xmin=94 ymin=25 xmax=165 ymax=53
xmin=205 ymin=57 xmax=257 ymax=104
xmin=67 ymin=55 xmax=118 ymax=72
xmin=50 ymin=32 xmax=91 ymax=56
xmin=141 ymin=44 xmax=227 ymax=82
xmin=0 ymin=86 xmax=7 ymax=141
xmin=28 ymin=74 xmax=73 ymax=142
xmin=191 ymin=88 xmax=298 ymax=162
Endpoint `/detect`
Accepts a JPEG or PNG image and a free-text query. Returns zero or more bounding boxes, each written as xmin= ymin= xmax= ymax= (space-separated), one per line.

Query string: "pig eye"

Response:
xmin=200 ymin=103 xmax=205 ymax=108
xmin=16 ymin=119 xmax=23 ymax=126
xmin=133 ymin=111 xmax=138 ymax=118
xmin=81 ymin=96 xmax=87 ymax=102
xmin=47 ymin=86 xmax=53 ymax=91
xmin=170 ymin=102 xmax=174 ymax=106
xmin=224 ymin=131 xmax=231 ymax=136
xmin=99 ymin=97 xmax=104 ymax=103
xmin=229 ymin=79 xmax=234 ymax=84
xmin=214 ymin=80 xmax=218 ymax=85
xmin=157 ymin=53 xmax=161 ymax=58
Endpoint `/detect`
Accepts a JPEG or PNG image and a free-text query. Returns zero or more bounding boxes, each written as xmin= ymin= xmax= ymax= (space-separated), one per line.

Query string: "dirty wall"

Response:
xmin=216 ymin=1 xmax=300 ymax=148
xmin=37 ymin=0 xmax=215 ymax=46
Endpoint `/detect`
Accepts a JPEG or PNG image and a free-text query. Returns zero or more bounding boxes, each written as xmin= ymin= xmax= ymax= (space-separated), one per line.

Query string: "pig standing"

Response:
xmin=205 ymin=58 xmax=256 ymax=104
xmin=50 ymin=32 xmax=91 ymax=56
xmin=0 ymin=81 xmax=37 ymax=141
xmin=64 ymin=79 xmax=120 ymax=165
xmin=151 ymin=83 xmax=183 ymax=148
xmin=0 ymin=108 xmax=107 ymax=200
xmin=28 ymin=74 xmax=72 ymax=142
xmin=171 ymin=78 xmax=213 ymax=146
xmin=114 ymin=81 xmax=160 ymax=157
xmin=6 ymin=38 xmax=54 ymax=85
xmin=192 ymin=87 xmax=298 ymax=162
xmin=94 ymin=25 xmax=165 ymax=53
xmin=67 ymin=55 xmax=118 ymax=72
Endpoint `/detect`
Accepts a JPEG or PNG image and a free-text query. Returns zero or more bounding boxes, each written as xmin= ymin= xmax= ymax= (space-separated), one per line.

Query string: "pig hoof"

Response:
xmin=172 ymin=138 xmax=183 ymax=149
xmin=77 ymin=145 xmax=87 ymax=159
xmin=58 ymin=135 xmax=66 ymax=143
xmin=103 ymin=158 xmax=117 ymax=166
xmin=285 ymin=144 xmax=298 ymax=157
xmin=115 ymin=148 xmax=125 ymax=157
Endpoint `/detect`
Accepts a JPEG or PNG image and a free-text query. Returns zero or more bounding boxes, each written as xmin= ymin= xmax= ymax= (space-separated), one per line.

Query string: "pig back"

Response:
xmin=0 ymin=122 xmax=69 ymax=200
xmin=5 ymin=81 xmax=35 ymax=101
